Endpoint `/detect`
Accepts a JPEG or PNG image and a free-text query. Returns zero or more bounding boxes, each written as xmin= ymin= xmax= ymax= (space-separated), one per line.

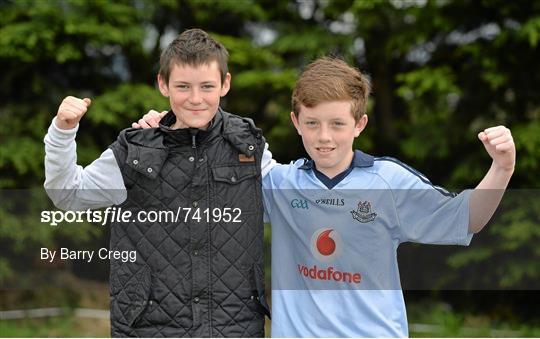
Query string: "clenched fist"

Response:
xmin=478 ymin=125 xmax=516 ymax=172
xmin=55 ymin=96 xmax=92 ymax=130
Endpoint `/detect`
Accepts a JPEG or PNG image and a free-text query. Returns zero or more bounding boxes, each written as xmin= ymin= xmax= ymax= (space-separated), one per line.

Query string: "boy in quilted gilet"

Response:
xmin=44 ymin=29 xmax=275 ymax=337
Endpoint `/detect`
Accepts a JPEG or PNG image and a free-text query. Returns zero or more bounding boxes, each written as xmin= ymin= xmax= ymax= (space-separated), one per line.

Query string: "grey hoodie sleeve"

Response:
xmin=261 ymin=142 xmax=279 ymax=178
xmin=44 ymin=117 xmax=127 ymax=210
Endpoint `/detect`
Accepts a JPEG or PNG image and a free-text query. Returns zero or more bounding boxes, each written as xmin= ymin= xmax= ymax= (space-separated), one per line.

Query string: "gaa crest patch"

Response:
xmin=350 ymin=200 xmax=377 ymax=223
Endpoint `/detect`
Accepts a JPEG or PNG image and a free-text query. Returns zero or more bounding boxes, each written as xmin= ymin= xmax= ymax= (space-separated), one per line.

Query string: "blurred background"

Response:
xmin=0 ymin=0 xmax=539 ymax=336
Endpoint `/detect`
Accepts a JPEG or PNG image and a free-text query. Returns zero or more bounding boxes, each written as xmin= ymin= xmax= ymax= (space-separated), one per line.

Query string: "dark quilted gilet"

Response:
xmin=108 ymin=109 xmax=268 ymax=337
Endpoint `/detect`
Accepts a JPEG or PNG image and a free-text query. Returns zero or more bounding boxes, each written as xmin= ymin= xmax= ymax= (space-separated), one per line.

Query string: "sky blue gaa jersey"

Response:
xmin=263 ymin=150 xmax=473 ymax=337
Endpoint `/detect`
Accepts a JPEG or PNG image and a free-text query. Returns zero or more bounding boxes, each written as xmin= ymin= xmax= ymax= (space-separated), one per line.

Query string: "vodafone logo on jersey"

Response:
xmin=310 ymin=228 xmax=342 ymax=263
xmin=298 ymin=227 xmax=362 ymax=285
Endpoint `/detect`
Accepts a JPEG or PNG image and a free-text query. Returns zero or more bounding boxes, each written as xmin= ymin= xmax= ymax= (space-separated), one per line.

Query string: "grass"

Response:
xmin=0 ymin=316 xmax=109 ymax=337
xmin=1 ymin=304 xmax=538 ymax=337
xmin=407 ymin=301 xmax=540 ymax=337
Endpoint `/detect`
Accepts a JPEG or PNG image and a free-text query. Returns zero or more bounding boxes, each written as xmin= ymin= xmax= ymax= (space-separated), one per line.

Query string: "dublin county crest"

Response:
xmin=350 ymin=201 xmax=377 ymax=223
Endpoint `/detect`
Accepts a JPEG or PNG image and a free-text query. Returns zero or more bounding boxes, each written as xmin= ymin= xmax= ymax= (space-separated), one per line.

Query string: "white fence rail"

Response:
xmin=0 ymin=308 xmax=109 ymax=320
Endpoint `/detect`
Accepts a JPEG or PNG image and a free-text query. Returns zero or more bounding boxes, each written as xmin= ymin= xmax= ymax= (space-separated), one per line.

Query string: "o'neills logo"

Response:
xmin=315 ymin=198 xmax=345 ymax=206
xmin=310 ymin=228 xmax=342 ymax=263
xmin=297 ymin=265 xmax=362 ymax=284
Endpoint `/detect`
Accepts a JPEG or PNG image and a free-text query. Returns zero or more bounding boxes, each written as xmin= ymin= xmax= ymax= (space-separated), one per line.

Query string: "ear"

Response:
xmin=354 ymin=114 xmax=368 ymax=137
xmin=220 ymin=72 xmax=231 ymax=97
xmin=290 ymin=111 xmax=302 ymax=135
xmin=157 ymin=74 xmax=169 ymax=97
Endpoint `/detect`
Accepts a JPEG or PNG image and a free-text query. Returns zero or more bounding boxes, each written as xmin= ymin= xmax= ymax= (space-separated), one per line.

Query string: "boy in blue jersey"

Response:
xmin=262 ymin=57 xmax=515 ymax=337
xmin=137 ymin=57 xmax=515 ymax=337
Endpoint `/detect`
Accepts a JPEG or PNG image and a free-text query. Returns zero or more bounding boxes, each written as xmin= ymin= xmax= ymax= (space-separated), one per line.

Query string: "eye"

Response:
xmin=176 ymin=84 xmax=189 ymax=90
xmin=305 ymin=121 xmax=317 ymax=126
xmin=333 ymin=121 xmax=345 ymax=127
xmin=202 ymin=84 xmax=215 ymax=90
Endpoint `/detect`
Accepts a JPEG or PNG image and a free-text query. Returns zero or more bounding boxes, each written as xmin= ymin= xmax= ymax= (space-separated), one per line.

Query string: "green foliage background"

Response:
xmin=1 ymin=0 xmax=539 ymax=326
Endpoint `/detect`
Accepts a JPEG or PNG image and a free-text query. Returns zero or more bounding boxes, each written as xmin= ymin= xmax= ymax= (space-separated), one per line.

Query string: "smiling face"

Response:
xmin=158 ymin=60 xmax=231 ymax=129
xmin=291 ymin=101 xmax=368 ymax=179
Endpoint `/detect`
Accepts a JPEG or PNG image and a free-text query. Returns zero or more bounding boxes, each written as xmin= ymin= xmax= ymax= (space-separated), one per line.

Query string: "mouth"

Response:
xmin=186 ymin=108 xmax=207 ymax=113
xmin=315 ymin=147 xmax=336 ymax=154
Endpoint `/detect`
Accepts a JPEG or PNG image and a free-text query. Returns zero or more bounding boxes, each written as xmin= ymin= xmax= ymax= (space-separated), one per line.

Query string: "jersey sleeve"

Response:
xmin=262 ymin=165 xmax=275 ymax=223
xmin=261 ymin=163 xmax=292 ymax=224
xmin=385 ymin=161 xmax=473 ymax=245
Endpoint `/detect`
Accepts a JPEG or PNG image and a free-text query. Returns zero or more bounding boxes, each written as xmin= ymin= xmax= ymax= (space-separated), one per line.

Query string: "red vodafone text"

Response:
xmin=297 ymin=264 xmax=362 ymax=284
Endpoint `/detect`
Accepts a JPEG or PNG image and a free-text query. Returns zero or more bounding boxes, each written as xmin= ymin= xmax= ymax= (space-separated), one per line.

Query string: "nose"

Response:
xmin=318 ymin=124 xmax=331 ymax=143
xmin=189 ymin=88 xmax=203 ymax=105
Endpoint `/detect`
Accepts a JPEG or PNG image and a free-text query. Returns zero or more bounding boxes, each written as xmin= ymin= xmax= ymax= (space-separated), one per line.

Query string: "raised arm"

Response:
xmin=469 ymin=125 xmax=515 ymax=233
xmin=44 ymin=96 xmax=126 ymax=210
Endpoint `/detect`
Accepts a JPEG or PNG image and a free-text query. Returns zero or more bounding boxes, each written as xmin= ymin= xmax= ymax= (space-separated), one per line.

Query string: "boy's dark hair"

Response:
xmin=159 ymin=28 xmax=229 ymax=85
xmin=292 ymin=57 xmax=371 ymax=122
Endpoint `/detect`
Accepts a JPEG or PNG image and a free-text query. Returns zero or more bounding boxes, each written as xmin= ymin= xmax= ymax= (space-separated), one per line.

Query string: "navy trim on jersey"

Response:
xmin=312 ymin=167 xmax=353 ymax=189
xmin=374 ymin=156 xmax=457 ymax=197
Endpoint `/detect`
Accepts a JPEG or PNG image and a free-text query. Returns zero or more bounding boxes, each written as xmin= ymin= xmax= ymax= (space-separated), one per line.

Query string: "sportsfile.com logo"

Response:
xmin=298 ymin=228 xmax=362 ymax=284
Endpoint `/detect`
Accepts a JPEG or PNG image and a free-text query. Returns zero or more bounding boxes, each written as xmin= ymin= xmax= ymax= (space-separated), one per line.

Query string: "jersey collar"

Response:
xmin=299 ymin=150 xmax=374 ymax=170
xmin=299 ymin=150 xmax=374 ymax=189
